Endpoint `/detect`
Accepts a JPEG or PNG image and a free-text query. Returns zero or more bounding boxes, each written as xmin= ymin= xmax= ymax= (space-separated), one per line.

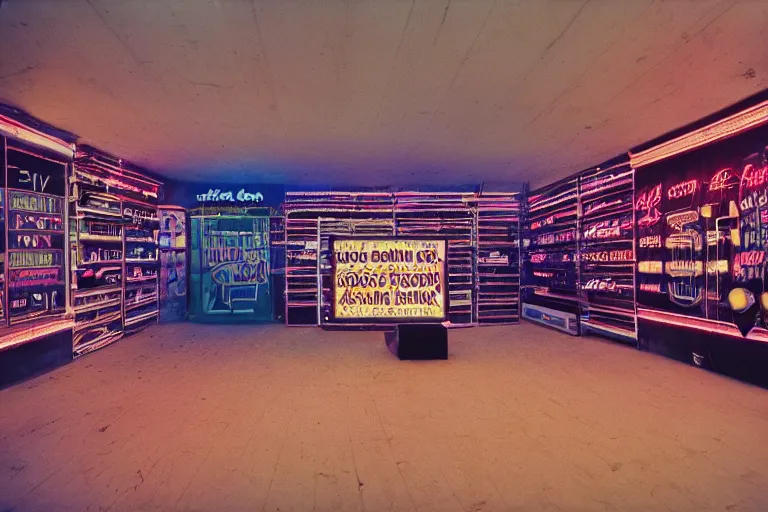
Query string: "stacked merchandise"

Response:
xmin=283 ymin=192 xmax=394 ymax=325
xmin=71 ymin=147 xmax=162 ymax=356
xmin=158 ymin=206 xmax=187 ymax=322
xmin=393 ymin=192 xmax=475 ymax=325
xmin=523 ymin=176 xmax=580 ymax=334
xmin=269 ymin=215 xmax=286 ymax=322
xmin=578 ymin=162 xmax=637 ymax=342
xmin=123 ymin=199 xmax=160 ymax=333
xmin=469 ymin=193 xmax=522 ymax=324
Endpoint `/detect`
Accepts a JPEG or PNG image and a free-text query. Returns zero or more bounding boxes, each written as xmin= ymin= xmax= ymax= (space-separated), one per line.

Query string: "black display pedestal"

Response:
xmin=385 ymin=324 xmax=448 ymax=360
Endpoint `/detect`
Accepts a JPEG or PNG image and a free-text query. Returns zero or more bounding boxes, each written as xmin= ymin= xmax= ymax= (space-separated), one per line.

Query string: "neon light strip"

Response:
xmin=630 ymin=100 xmax=768 ymax=168
xmin=0 ymin=116 xmax=75 ymax=158
xmin=581 ymin=320 xmax=637 ymax=339
xmin=0 ymin=319 xmax=74 ymax=352
xmin=637 ymin=308 xmax=768 ymax=343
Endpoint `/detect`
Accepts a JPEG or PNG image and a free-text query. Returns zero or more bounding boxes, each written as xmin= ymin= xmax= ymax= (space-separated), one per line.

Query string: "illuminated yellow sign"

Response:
xmin=333 ymin=238 xmax=447 ymax=320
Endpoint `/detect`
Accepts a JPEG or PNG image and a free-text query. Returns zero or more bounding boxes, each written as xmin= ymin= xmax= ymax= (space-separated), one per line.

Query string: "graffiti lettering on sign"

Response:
xmin=636 ymin=184 xmax=662 ymax=228
xmin=333 ymin=239 xmax=446 ymax=320
xmin=739 ymin=188 xmax=768 ymax=212
xmin=15 ymin=169 xmax=51 ymax=193
xmin=8 ymin=268 xmax=62 ymax=288
xmin=211 ymin=261 xmax=268 ymax=286
xmin=708 ymin=168 xmax=739 ymax=192
xmin=582 ymin=279 xmax=617 ymax=292
xmin=11 ymin=212 xmax=62 ymax=231
xmin=733 ymin=250 xmax=766 ymax=282
xmin=640 ymin=282 xmax=662 ymax=293
xmin=741 ymin=163 xmax=768 ymax=190
xmin=196 ymin=188 xmax=264 ymax=203
xmin=666 ymin=211 xmax=699 ymax=231
xmin=639 ymin=235 xmax=662 ymax=248
xmin=11 ymin=234 xmax=53 ymax=249
xmin=9 ymin=250 xmax=62 ymax=269
xmin=530 ymin=253 xmax=547 ymax=264
xmin=638 ymin=261 xmax=663 ymax=274
xmin=9 ymin=191 xmax=62 ymax=214
xmin=668 ymin=180 xmax=698 ymax=199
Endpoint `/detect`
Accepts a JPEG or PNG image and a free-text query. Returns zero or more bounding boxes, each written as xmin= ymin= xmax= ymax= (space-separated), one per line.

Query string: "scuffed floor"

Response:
xmin=1 ymin=323 xmax=767 ymax=512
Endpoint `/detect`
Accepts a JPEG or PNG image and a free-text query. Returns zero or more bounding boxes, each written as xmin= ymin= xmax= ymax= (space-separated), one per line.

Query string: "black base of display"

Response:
xmin=385 ymin=324 xmax=448 ymax=360
xmin=0 ymin=330 xmax=73 ymax=389
xmin=638 ymin=319 xmax=768 ymax=389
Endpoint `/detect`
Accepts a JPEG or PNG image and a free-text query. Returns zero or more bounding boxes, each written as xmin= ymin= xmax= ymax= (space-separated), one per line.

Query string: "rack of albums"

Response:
xmin=282 ymin=190 xmax=523 ymax=327
xmin=578 ymin=161 xmax=637 ymax=342
xmin=70 ymin=146 xmax=162 ymax=357
xmin=523 ymin=176 xmax=581 ymax=335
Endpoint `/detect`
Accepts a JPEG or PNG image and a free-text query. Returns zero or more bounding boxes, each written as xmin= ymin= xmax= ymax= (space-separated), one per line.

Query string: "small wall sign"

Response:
xmin=196 ymin=188 xmax=264 ymax=203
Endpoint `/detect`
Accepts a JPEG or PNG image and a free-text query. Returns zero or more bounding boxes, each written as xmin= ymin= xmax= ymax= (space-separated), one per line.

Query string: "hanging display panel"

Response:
xmin=331 ymin=238 xmax=447 ymax=322
xmin=5 ymin=148 xmax=67 ymax=324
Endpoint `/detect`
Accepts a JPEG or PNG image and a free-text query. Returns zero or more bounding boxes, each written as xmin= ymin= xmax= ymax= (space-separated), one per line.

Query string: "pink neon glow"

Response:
xmin=668 ymin=179 xmax=698 ymax=199
xmin=709 ymin=168 xmax=739 ymax=192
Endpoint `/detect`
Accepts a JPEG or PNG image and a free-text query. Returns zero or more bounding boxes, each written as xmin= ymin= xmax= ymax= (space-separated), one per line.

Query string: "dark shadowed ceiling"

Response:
xmin=0 ymin=0 xmax=766 ymax=187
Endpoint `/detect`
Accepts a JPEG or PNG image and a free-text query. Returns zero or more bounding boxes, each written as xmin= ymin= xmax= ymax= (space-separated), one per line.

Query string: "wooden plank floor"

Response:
xmin=1 ymin=322 xmax=767 ymax=512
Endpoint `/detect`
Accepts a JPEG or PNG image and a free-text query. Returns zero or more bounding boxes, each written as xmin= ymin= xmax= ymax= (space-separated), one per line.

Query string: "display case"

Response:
xmin=522 ymin=176 xmax=580 ymax=334
xmin=578 ymin=161 xmax=637 ymax=342
xmin=123 ymin=200 xmax=160 ymax=332
xmin=394 ymin=192 xmax=474 ymax=325
xmin=471 ymin=194 xmax=522 ymax=324
xmin=71 ymin=146 xmax=162 ymax=356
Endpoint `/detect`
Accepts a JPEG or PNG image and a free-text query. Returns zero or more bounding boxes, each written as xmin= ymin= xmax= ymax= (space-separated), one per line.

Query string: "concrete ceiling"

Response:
xmin=0 ymin=0 xmax=766 ymax=188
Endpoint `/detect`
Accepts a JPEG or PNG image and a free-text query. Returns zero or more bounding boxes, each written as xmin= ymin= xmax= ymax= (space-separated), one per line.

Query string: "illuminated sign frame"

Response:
xmin=330 ymin=236 xmax=449 ymax=324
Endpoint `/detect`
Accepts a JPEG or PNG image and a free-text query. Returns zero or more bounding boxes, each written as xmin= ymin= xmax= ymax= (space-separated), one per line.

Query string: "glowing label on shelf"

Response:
xmin=582 ymin=278 xmax=617 ymax=292
xmin=708 ymin=168 xmax=739 ymax=192
xmin=706 ymin=260 xmax=728 ymax=275
xmin=665 ymin=261 xmax=704 ymax=277
xmin=8 ymin=268 xmax=62 ymax=288
xmin=640 ymin=282 xmax=663 ymax=293
xmin=665 ymin=232 xmax=702 ymax=251
xmin=584 ymin=198 xmax=623 ymax=216
xmin=533 ymin=271 xmax=554 ymax=278
xmin=638 ymin=261 xmax=663 ymax=274
xmin=8 ymin=250 xmax=63 ymax=269
xmin=530 ymin=253 xmax=547 ymax=264
xmin=530 ymin=215 xmax=554 ymax=231
xmin=639 ymin=235 xmax=662 ymax=248
xmin=667 ymin=179 xmax=698 ymax=199
xmin=333 ymin=238 xmax=446 ymax=320
xmin=582 ymin=250 xmax=633 ymax=262
xmin=666 ymin=211 xmax=699 ymax=231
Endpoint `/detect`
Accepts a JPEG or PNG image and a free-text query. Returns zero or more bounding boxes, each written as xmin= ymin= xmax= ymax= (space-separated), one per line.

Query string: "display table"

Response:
xmin=384 ymin=324 xmax=448 ymax=360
